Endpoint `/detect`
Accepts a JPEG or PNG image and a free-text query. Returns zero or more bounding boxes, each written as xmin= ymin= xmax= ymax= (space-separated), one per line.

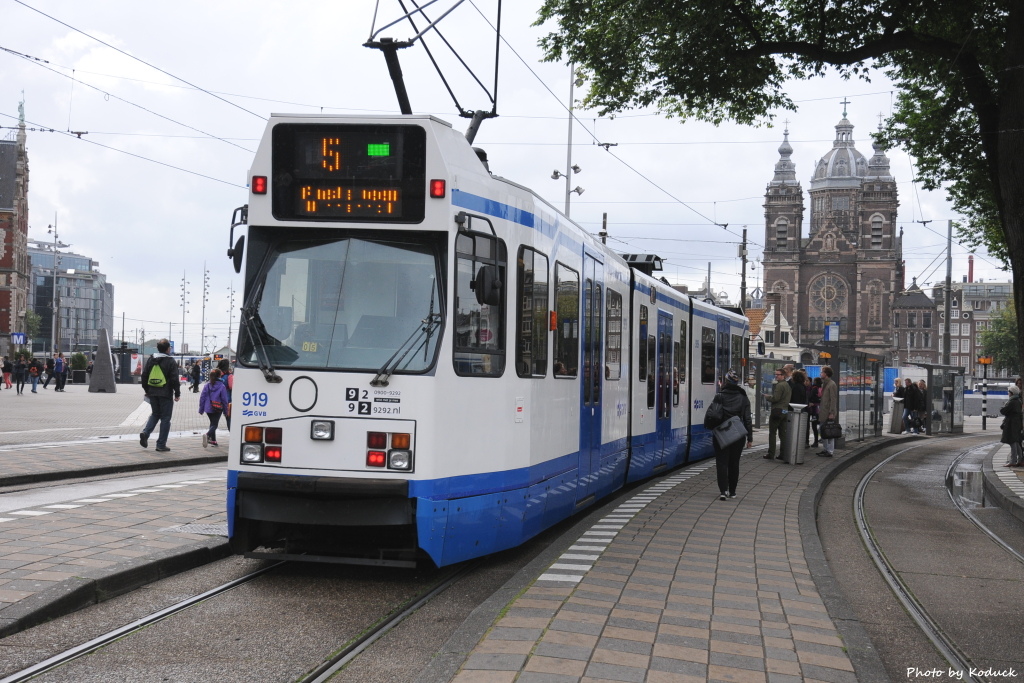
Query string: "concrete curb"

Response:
xmin=0 ymin=537 xmax=231 ymax=639
xmin=0 ymin=454 xmax=228 ymax=489
xmin=982 ymin=444 xmax=1024 ymax=526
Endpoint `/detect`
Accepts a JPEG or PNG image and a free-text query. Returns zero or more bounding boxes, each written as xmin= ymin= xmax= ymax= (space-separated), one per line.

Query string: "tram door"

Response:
xmin=578 ymin=254 xmax=603 ymax=503
xmin=655 ymin=311 xmax=674 ymax=468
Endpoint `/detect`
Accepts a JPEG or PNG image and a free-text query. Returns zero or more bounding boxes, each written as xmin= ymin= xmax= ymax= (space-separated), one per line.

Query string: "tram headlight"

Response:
xmin=388 ymin=450 xmax=412 ymax=470
xmin=241 ymin=444 xmax=264 ymax=463
xmin=310 ymin=420 xmax=335 ymax=440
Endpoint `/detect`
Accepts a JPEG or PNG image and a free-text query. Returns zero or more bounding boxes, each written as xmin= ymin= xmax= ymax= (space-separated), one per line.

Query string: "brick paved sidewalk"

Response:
xmin=0 ymin=383 xmax=228 ymax=487
xmin=449 ymin=449 xmax=862 ymax=683
xmin=0 ymin=472 xmax=229 ymax=638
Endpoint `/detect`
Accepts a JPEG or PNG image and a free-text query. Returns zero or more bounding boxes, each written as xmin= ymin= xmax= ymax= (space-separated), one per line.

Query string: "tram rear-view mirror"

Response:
xmin=232 ymin=236 xmax=245 ymax=273
xmin=474 ymin=265 xmax=502 ymax=306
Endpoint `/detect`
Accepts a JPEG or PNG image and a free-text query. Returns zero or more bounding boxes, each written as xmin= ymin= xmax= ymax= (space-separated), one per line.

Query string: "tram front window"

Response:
xmin=241 ymin=235 xmax=443 ymax=373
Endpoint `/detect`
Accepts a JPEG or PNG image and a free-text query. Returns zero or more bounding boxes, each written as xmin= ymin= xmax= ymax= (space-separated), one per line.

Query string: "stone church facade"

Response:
xmin=762 ymin=114 xmax=903 ymax=362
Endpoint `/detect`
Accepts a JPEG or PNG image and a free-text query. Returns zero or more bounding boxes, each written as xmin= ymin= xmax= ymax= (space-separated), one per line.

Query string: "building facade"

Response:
xmin=28 ymin=239 xmax=115 ymax=354
xmin=0 ymin=104 xmax=30 ymax=356
xmin=931 ymin=276 xmax=1014 ymax=377
xmin=762 ymin=114 xmax=903 ymax=363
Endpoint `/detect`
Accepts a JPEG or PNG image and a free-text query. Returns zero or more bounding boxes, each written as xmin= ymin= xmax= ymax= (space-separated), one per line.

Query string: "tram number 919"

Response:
xmin=243 ymin=392 xmax=269 ymax=407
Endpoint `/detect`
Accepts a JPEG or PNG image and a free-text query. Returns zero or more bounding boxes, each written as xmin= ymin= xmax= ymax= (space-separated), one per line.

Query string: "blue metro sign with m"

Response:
xmin=10 ymin=333 xmax=26 ymax=345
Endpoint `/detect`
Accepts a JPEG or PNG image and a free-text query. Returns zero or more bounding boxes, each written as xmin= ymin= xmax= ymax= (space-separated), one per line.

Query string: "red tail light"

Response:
xmin=429 ymin=179 xmax=446 ymax=198
xmin=252 ymin=176 xmax=268 ymax=194
xmin=367 ymin=432 xmax=387 ymax=449
xmin=367 ymin=450 xmax=386 ymax=467
xmin=265 ymin=446 xmax=282 ymax=463
xmin=265 ymin=427 xmax=283 ymax=444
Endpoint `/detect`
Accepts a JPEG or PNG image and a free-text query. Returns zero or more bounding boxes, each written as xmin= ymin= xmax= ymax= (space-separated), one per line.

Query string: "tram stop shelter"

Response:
xmin=750 ymin=345 xmax=886 ymax=449
xmin=906 ymin=363 xmax=966 ymax=435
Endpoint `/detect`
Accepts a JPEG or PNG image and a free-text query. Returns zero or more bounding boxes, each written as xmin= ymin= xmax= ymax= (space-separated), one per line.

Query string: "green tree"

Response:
xmin=537 ymin=0 xmax=1024 ymax=359
xmin=980 ymin=301 xmax=1019 ymax=372
xmin=70 ymin=352 xmax=88 ymax=371
xmin=24 ymin=310 xmax=41 ymax=341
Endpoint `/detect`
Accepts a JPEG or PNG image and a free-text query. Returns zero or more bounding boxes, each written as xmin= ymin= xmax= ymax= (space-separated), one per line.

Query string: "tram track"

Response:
xmin=850 ymin=438 xmax=1024 ymax=682
xmin=0 ymin=556 xmax=478 ymax=683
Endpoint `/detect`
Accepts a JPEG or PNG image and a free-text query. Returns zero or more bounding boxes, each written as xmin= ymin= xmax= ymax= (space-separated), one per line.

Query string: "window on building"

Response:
xmin=780 ymin=332 xmax=790 ymax=345
xmin=894 ymin=312 xmax=900 ymax=328
xmin=871 ymin=216 xmax=883 ymax=248
xmin=776 ymin=219 xmax=788 ymax=249
xmin=951 ymin=339 xmax=959 ymax=353
xmin=764 ymin=330 xmax=775 ymax=344
xmin=908 ymin=312 xmax=917 ymax=328
xmin=952 ymin=309 xmax=960 ymax=319
xmin=923 ymin=312 xmax=932 ymax=328
xmin=923 ymin=333 xmax=930 ymax=348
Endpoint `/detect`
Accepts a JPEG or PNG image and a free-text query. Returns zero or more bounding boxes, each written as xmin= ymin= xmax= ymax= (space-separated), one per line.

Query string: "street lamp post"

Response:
xmin=47 ymin=220 xmax=69 ymax=354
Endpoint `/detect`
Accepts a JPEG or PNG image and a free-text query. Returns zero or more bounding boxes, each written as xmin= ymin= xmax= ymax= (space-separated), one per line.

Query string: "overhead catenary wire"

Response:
xmin=13 ymin=0 xmax=266 ymax=121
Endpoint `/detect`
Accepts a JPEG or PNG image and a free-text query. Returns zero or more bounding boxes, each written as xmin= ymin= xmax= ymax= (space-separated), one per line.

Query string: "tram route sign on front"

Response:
xmin=271 ymin=123 xmax=426 ymax=222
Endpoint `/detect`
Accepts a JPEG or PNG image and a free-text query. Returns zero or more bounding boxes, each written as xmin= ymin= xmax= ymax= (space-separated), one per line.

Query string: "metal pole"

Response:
xmin=740 ymin=227 xmax=748 ymax=311
xmin=982 ymin=363 xmax=988 ymax=431
xmin=942 ymin=220 xmax=952 ymax=365
xmin=564 ymin=63 xmax=574 ymax=216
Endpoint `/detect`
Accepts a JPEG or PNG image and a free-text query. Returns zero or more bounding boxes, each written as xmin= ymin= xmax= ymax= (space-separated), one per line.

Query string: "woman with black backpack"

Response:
xmin=705 ymin=369 xmax=753 ymax=501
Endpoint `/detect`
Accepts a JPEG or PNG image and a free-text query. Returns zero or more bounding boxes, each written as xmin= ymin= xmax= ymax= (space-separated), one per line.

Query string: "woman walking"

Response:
xmin=1000 ymin=384 xmax=1023 ymax=467
xmin=198 ymin=368 xmax=230 ymax=448
xmin=710 ymin=369 xmax=753 ymax=500
xmin=13 ymin=355 xmax=27 ymax=395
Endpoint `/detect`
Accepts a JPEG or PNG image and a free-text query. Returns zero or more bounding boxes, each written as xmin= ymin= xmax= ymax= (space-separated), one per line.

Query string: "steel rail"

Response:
xmin=944 ymin=445 xmax=1024 ymax=566
xmin=301 ymin=561 xmax=478 ymax=683
xmin=854 ymin=444 xmax=984 ymax=683
xmin=0 ymin=561 xmax=286 ymax=683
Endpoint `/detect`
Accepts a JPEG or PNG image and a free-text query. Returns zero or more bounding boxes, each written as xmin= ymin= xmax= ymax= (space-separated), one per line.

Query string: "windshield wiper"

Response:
xmin=370 ymin=312 xmax=443 ymax=387
xmin=240 ymin=304 xmax=284 ymax=384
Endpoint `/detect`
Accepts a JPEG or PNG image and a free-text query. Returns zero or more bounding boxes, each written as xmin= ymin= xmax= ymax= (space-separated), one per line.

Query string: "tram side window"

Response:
xmin=553 ymin=263 xmax=579 ymax=377
xmin=673 ymin=340 xmax=681 ymax=406
xmin=731 ymin=333 xmax=743 ymax=373
xmin=718 ymin=331 xmax=729 ymax=380
xmin=647 ymin=332 xmax=656 ymax=409
xmin=678 ymin=321 xmax=688 ymax=386
xmin=515 ymin=247 xmax=549 ymax=378
xmin=605 ymin=290 xmax=622 ymax=380
xmin=454 ymin=232 xmax=507 ymax=376
xmin=701 ymin=327 xmax=716 ymax=384
xmin=638 ymin=305 xmax=649 ymax=382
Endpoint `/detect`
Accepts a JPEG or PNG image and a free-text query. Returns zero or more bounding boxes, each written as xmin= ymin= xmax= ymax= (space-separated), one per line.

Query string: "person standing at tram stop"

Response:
xmin=903 ymin=377 xmax=924 ymax=434
xmin=139 ymin=339 xmax=181 ymax=453
xmin=763 ymin=368 xmax=792 ymax=460
xmin=712 ymin=369 xmax=753 ymax=500
xmin=818 ymin=366 xmax=839 ymax=457
xmin=1000 ymin=385 xmax=1024 ymax=467
xmin=2 ymin=356 xmax=12 ymax=389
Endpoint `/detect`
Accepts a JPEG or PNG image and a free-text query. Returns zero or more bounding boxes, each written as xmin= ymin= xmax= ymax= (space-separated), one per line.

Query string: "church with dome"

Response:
xmin=761 ymin=110 xmax=903 ymax=362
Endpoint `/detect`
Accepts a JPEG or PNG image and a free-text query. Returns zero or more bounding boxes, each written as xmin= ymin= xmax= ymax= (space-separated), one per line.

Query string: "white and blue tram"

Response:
xmin=226 ymin=114 xmax=748 ymax=567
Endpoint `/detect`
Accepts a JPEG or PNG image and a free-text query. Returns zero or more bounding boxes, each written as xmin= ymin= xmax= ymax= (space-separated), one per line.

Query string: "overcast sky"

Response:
xmin=0 ymin=0 xmax=1005 ymax=352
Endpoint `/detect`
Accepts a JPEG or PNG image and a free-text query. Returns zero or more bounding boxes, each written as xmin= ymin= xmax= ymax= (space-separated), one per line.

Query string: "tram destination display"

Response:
xmin=271 ymin=124 xmax=426 ymax=222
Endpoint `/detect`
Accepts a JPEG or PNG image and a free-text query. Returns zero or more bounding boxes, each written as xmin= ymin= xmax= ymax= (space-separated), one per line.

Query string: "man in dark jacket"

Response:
xmin=190 ymin=362 xmax=201 ymax=393
xmin=763 ymin=368 xmax=792 ymax=460
xmin=140 ymin=339 xmax=181 ymax=452
xmin=903 ymin=378 xmax=923 ymax=434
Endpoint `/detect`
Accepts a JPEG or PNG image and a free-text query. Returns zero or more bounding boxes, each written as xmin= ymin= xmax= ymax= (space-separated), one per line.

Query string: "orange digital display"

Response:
xmin=272 ymin=124 xmax=426 ymax=222
xmin=298 ymin=186 xmax=401 ymax=216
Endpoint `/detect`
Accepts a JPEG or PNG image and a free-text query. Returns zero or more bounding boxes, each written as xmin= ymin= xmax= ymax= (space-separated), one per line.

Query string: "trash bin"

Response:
xmin=890 ymin=397 xmax=905 ymax=434
xmin=784 ymin=404 xmax=809 ymax=464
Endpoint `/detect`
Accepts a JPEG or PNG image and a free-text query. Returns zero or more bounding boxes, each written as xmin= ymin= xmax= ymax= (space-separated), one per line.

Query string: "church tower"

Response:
xmin=762 ymin=108 xmax=901 ymax=359
xmin=762 ymin=128 xmax=804 ymax=326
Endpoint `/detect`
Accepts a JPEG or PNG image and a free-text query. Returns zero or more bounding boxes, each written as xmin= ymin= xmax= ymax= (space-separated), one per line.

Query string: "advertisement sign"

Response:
xmin=824 ymin=321 xmax=840 ymax=342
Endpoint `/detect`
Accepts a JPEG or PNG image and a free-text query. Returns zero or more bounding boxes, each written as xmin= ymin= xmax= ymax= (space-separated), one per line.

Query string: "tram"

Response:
xmin=225 ymin=114 xmax=748 ymax=567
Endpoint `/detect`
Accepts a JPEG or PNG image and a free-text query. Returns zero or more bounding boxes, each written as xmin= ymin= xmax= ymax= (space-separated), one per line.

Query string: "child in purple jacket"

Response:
xmin=199 ymin=368 xmax=230 ymax=447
